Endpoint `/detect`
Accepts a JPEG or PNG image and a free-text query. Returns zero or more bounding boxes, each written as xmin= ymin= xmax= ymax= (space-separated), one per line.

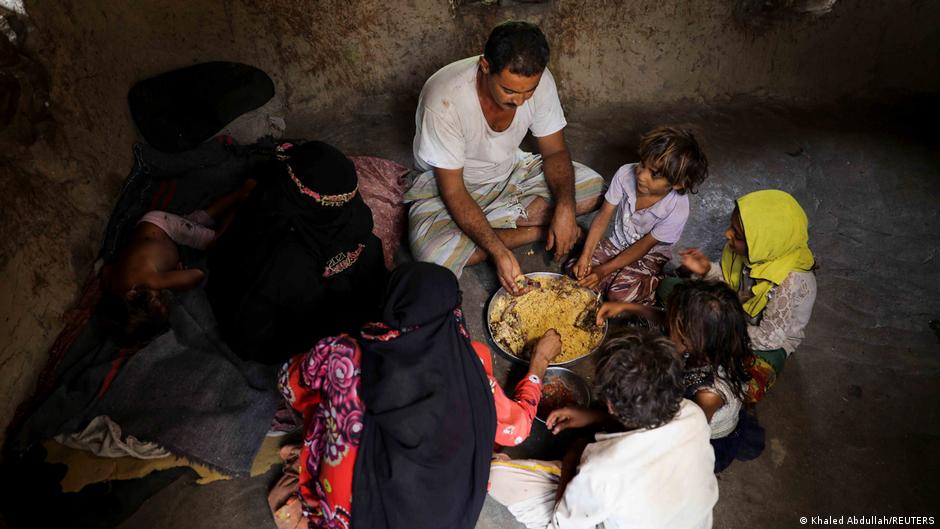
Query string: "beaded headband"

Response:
xmin=276 ymin=142 xmax=358 ymax=207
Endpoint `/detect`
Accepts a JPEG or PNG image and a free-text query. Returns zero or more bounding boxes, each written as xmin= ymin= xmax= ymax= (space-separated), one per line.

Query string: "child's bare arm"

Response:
xmin=692 ymin=390 xmax=724 ymax=423
xmin=577 ymin=233 xmax=659 ymax=288
xmin=200 ymin=180 xmax=258 ymax=248
xmin=204 ymin=179 xmax=257 ymax=223
xmin=154 ymin=269 xmax=206 ymax=291
xmin=572 ymin=201 xmax=616 ymax=279
xmin=546 ymin=405 xmax=609 ymax=435
xmin=595 ymin=301 xmax=664 ymax=327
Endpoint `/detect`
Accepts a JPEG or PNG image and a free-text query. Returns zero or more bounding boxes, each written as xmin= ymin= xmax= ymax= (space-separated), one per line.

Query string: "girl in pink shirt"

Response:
xmin=568 ymin=126 xmax=708 ymax=305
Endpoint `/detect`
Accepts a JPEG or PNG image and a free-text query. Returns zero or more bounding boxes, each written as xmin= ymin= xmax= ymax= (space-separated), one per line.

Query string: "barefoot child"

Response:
xmin=98 ymin=183 xmax=253 ymax=344
xmin=568 ymin=126 xmax=708 ymax=305
xmin=488 ymin=331 xmax=718 ymax=529
xmin=678 ymin=189 xmax=816 ymax=402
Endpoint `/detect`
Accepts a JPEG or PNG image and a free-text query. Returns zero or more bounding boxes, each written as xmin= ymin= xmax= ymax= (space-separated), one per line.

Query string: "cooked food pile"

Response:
xmin=537 ymin=378 xmax=577 ymax=420
xmin=489 ymin=275 xmax=605 ymax=363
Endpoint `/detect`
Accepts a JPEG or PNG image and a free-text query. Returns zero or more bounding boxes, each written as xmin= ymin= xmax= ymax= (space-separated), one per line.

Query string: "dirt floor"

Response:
xmin=3 ymin=98 xmax=935 ymax=529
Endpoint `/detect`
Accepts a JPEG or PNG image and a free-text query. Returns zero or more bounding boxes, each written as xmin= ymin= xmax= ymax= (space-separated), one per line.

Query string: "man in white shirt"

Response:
xmin=407 ymin=21 xmax=605 ymax=294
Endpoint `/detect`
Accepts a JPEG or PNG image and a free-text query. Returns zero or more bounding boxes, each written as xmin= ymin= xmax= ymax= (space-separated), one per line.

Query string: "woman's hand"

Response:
xmin=545 ymin=406 xmax=607 ymax=435
xmin=679 ymin=248 xmax=711 ymax=276
xmin=528 ymin=329 xmax=562 ymax=378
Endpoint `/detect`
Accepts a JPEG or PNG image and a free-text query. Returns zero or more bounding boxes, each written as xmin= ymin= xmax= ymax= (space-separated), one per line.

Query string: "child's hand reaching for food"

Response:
xmin=546 ymin=406 xmax=607 ymax=435
xmin=679 ymin=248 xmax=711 ymax=276
xmin=595 ymin=301 xmax=634 ymax=326
xmin=572 ymin=254 xmax=592 ymax=280
xmin=576 ymin=272 xmax=601 ymax=290
xmin=596 ymin=301 xmax=665 ymax=327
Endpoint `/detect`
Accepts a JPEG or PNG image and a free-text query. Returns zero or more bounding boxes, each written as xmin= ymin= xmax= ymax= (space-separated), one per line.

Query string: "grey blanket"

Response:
xmin=92 ymin=289 xmax=279 ymax=475
xmin=12 ymin=140 xmax=281 ymax=476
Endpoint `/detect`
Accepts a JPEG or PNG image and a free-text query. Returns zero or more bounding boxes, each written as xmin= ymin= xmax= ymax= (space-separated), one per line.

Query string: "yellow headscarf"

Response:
xmin=721 ymin=190 xmax=814 ymax=317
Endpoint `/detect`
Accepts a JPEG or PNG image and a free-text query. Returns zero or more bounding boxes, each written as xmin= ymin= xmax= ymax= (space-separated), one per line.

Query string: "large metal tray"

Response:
xmin=485 ymin=272 xmax=608 ymax=367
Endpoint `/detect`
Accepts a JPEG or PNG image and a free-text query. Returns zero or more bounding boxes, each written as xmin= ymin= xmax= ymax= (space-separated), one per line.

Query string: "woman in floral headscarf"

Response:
xmin=207 ymin=141 xmax=387 ymax=364
xmin=269 ymin=262 xmax=561 ymax=529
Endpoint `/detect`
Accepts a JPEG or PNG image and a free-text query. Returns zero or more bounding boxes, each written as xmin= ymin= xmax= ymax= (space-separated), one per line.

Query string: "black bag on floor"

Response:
xmin=128 ymin=61 xmax=274 ymax=153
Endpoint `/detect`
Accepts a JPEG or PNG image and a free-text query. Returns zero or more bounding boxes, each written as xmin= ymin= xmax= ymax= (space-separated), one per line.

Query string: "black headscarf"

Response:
xmin=230 ymin=140 xmax=374 ymax=268
xmin=352 ymin=262 xmax=496 ymax=529
xmin=207 ymin=141 xmax=385 ymax=362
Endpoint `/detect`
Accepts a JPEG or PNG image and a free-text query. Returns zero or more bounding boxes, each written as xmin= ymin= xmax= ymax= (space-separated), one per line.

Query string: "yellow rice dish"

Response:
xmin=489 ymin=275 xmax=605 ymax=363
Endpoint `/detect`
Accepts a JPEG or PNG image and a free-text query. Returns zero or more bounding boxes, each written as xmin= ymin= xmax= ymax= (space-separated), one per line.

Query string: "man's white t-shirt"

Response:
xmin=413 ymin=56 xmax=567 ymax=187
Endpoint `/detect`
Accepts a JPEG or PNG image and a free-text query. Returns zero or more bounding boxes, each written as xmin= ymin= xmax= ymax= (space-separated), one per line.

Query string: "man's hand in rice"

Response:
xmin=494 ymin=250 xmax=527 ymax=296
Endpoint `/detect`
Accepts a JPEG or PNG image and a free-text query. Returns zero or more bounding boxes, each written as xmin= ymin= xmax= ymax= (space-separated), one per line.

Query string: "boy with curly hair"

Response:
xmin=569 ymin=126 xmax=708 ymax=305
xmin=488 ymin=330 xmax=718 ymax=529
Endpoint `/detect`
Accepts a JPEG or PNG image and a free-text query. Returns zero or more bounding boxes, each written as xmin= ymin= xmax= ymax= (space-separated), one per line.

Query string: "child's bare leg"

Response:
xmin=516 ymin=195 xmax=605 ymax=227
xmin=466 ymin=226 xmax=548 ymax=266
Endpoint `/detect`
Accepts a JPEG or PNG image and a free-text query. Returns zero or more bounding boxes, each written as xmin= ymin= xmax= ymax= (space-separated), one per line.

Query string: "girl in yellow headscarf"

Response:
xmin=678 ymin=189 xmax=817 ymax=402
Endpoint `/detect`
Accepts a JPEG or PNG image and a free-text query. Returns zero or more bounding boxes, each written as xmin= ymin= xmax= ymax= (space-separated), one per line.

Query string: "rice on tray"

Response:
xmin=489 ymin=276 xmax=605 ymax=363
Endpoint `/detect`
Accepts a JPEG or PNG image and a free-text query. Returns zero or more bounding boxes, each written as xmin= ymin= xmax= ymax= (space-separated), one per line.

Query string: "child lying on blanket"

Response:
xmin=98 ymin=182 xmax=253 ymax=345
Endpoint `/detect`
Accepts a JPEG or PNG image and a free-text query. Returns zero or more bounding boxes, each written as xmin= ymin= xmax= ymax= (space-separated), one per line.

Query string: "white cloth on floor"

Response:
xmin=489 ymin=459 xmax=561 ymax=529
xmin=54 ymin=415 xmax=169 ymax=459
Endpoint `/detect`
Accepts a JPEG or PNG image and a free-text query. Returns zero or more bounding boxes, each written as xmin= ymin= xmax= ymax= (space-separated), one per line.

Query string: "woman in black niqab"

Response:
xmin=207 ymin=141 xmax=387 ymax=363
xmin=353 ymin=262 xmax=496 ymax=529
